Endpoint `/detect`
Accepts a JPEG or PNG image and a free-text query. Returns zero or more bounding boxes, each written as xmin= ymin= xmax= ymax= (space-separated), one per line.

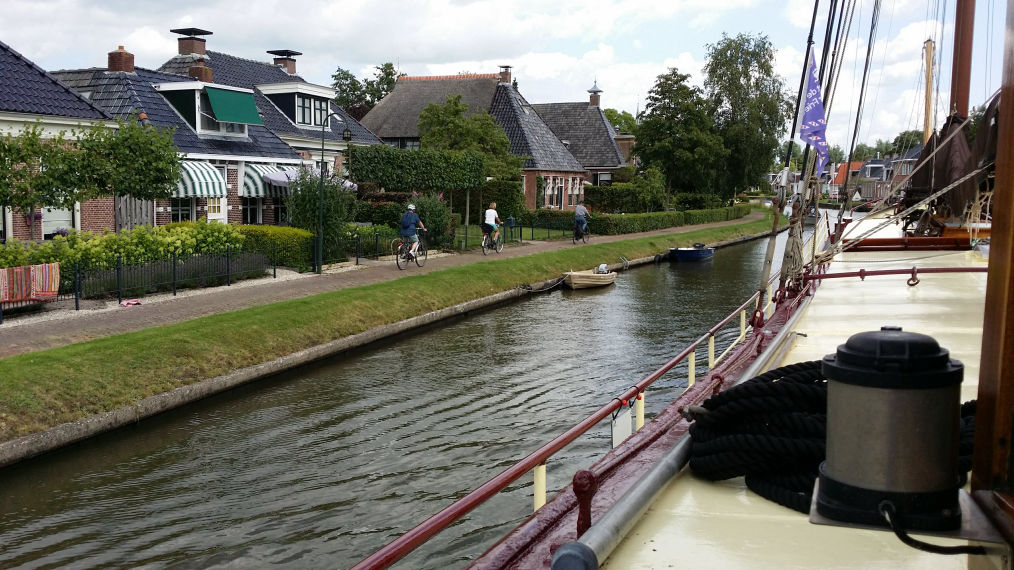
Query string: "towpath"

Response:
xmin=0 ymin=212 xmax=766 ymax=358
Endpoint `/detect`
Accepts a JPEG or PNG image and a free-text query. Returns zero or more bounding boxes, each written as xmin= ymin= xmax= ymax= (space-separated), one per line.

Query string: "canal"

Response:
xmin=0 ymin=230 xmax=802 ymax=569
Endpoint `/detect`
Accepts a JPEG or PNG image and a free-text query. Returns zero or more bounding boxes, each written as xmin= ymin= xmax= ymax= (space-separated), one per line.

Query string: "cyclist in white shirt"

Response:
xmin=481 ymin=202 xmax=503 ymax=245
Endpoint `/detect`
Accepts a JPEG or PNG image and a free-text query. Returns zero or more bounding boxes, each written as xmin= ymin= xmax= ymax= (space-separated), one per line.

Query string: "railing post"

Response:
xmin=375 ymin=232 xmax=380 ymax=259
xmin=172 ymin=250 xmax=177 ymax=296
xmin=533 ymin=462 xmax=547 ymax=511
xmin=226 ymin=244 xmax=232 ymax=286
xmin=635 ymin=392 xmax=644 ymax=430
xmin=740 ymin=309 xmax=747 ymax=336
xmin=688 ymin=349 xmax=696 ymax=386
xmin=356 ymin=234 xmax=362 ymax=265
xmin=574 ymin=470 xmax=598 ymax=536
xmin=708 ymin=335 xmax=716 ymax=369
xmin=116 ymin=254 xmax=123 ymax=305
xmin=74 ymin=260 xmax=80 ymax=311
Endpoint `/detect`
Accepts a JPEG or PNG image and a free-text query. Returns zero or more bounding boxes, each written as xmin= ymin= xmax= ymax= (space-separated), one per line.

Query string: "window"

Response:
xmin=242 ymin=198 xmax=262 ymax=224
xmin=171 ymin=198 xmax=195 ymax=222
xmin=275 ymin=200 xmax=289 ymax=225
xmin=314 ymin=99 xmax=329 ymax=126
xmin=297 ymin=95 xmax=313 ymax=125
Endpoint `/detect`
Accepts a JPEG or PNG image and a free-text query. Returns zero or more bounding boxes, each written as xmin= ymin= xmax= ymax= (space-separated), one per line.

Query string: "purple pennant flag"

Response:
xmin=799 ymin=50 xmax=829 ymax=176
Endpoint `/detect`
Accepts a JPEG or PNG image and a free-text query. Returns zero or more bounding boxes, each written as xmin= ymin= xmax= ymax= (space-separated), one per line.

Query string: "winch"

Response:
xmin=816 ymin=326 xmax=964 ymax=531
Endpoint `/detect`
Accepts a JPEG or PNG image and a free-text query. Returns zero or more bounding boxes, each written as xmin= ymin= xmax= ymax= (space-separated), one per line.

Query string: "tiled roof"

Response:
xmin=530 ymin=102 xmax=624 ymax=168
xmin=52 ymin=67 xmax=300 ymax=160
xmin=490 ymin=84 xmax=585 ymax=172
xmin=159 ymin=51 xmax=381 ymax=146
xmin=0 ymin=39 xmax=109 ymax=120
xmin=361 ymin=75 xmax=500 ymax=139
xmin=831 ymin=161 xmax=865 ymax=185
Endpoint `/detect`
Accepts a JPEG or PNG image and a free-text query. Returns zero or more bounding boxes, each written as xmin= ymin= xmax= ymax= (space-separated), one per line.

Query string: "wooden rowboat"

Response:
xmin=562 ymin=269 xmax=617 ymax=289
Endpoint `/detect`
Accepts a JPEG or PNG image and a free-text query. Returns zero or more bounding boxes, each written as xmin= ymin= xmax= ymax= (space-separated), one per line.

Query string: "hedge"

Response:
xmin=517 ymin=204 xmax=752 ymax=235
xmin=349 ymin=145 xmax=485 ymax=191
xmin=235 ymin=225 xmax=313 ymax=272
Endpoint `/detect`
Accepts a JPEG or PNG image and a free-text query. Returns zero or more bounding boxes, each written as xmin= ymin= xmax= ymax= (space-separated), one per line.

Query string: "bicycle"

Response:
xmin=573 ymin=219 xmax=590 ymax=244
xmin=481 ymin=229 xmax=504 ymax=255
xmin=395 ymin=231 xmax=428 ymax=269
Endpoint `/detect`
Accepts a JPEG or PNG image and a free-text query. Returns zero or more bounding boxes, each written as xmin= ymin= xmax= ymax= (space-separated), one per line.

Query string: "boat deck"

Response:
xmin=602 ymin=215 xmax=1002 ymax=569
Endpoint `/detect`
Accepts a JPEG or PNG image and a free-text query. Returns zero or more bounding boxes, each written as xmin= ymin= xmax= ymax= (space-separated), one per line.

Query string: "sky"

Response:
xmin=1 ymin=0 xmax=1007 ymax=155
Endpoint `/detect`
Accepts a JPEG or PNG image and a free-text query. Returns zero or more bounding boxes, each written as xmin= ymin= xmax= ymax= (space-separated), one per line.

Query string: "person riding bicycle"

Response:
xmin=481 ymin=201 xmax=503 ymax=245
xmin=574 ymin=200 xmax=590 ymax=235
xmin=400 ymin=204 xmax=427 ymax=258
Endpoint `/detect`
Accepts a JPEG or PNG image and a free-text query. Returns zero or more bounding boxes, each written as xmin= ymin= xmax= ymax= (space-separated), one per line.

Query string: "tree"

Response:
xmin=75 ymin=114 xmax=181 ymax=201
xmin=418 ymin=95 xmax=524 ymax=180
xmin=0 ymin=124 xmax=80 ymax=240
xmin=634 ymin=68 xmax=728 ymax=199
xmin=892 ymin=129 xmax=923 ymax=153
xmin=286 ymin=168 xmax=360 ymax=257
xmin=703 ymin=33 xmax=788 ymax=199
xmin=331 ymin=62 xmax=404 ymax=120
xmin=774 ymin=140 xmax=804 ymax=172
xmin=603 ymin=108 xmax=637 ymax=133
xmin=873 ymin=139 xmax=894 ymax=158
xmin=331 ymin=66 xmax=367 ymax=113
xmin=850 ymin=143 xmax=875 ymax=162
xmin=828 ymin=144 xmax=846 ymax=164
xmin=364 ymin=63 xmax=403 ymax=106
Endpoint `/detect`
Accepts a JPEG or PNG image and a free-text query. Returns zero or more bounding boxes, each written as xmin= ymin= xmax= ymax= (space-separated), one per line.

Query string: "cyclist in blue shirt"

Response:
xmin=574 ymin=201 xmax=590 ymax=234
xmin=400 ymin=204 xmax=427 ymax=258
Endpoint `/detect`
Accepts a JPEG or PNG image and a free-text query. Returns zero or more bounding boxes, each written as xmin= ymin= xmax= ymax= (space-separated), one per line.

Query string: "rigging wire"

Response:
xmin=842 ymin=0 xmax=883 ymax=203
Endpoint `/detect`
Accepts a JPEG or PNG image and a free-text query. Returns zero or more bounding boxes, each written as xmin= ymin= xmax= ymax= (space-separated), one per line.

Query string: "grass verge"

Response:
xmin=0 ymin=212 xmax=778 ymax=442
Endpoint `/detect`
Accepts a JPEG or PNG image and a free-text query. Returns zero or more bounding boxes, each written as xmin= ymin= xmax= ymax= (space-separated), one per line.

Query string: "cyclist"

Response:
xmin=574 ymin=200 xmax=590 ymax=236
xmin=400 ymin=203 xmax=427 ymax=258
xmin=482 ymin=201 xmax=503 ymax=246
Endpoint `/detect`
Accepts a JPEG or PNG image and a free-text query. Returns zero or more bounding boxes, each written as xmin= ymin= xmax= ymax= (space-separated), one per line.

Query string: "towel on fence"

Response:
xmin=0 ymin=266 xmax=32 ymax=303
xmin=30 ymin=263 xmax=60 ymax=301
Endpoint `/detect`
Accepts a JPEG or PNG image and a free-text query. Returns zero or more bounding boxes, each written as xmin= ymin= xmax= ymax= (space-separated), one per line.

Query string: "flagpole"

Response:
xmin=751 ymin=0 xmax=822 ymax=329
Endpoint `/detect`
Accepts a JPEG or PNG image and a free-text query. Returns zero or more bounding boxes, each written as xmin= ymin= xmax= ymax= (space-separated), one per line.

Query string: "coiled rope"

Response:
xmin=688 ymin=361 xmax=976 ymax=515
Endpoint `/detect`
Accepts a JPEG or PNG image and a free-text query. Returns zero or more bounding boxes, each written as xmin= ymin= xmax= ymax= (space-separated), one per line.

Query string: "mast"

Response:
xmin=949 ymin=0 xmax=975 ymax=116
xmin=924 ymin=39 xmax=934 ymax=143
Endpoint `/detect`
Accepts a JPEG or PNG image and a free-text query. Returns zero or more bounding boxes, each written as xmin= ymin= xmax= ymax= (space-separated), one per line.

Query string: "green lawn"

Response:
xmin=0 ymin=212 xmax=778 ymax=442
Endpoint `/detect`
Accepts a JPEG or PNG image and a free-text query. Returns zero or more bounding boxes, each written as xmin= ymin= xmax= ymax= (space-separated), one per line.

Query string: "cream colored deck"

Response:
xmin=602 ymin=214 xmax=1002 ymax=569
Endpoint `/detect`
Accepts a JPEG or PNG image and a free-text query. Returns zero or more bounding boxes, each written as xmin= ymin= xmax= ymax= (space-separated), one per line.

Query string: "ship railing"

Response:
xmin=351 ymin=272 xmax=780 ymax=570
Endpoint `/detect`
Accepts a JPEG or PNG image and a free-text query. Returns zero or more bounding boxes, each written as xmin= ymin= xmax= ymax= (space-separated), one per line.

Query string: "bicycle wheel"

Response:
xmin=495 ymin=233 xmax=504 ymax=253
xmin=481 ymin=233 xmax=489 ymax=255
xmin=414 ymin=240 xmax=427 ymax=266
xmin=582 ymin=229 xmax=589 ymax=244
xmin=572 ymin=228 xmax=580 ymax=245
xmin=396 ymin=243 xmax=408 ymax=270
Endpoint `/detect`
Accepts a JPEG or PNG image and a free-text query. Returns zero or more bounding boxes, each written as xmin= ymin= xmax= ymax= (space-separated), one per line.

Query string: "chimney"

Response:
xmin=108 ymin=45 xmax=134 ymax=73
xmin=188 ymin=61 xmax=213 ymax=83
xmin=588 ymin=80 xmax=603 ymax=107
xmin=170 ymin=27 xmax=213 ymax=56
xmin=499 ymin=65 xmax=512 ymax=85
xmin=267 ymin=49 xmax=302 ymax=75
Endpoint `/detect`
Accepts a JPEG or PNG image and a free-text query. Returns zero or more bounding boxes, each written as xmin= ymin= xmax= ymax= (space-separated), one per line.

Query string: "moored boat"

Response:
xmin=669 ymin=243 xmax=715 ymax=261
xmin=563 ymin=268 xmax=617 ymax=289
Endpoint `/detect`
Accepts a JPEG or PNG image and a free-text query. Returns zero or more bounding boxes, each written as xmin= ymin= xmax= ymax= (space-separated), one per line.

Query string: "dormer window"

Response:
xmin=156 ymin=82 xmax=263 ymax=138
xmin=258 ymin=82 xmax=339 ymax=128
xmin=295 ymin=94 xmax=332 ymax=127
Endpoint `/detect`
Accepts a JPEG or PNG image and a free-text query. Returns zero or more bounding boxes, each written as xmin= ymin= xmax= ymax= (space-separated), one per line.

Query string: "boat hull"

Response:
xmin=669 ymin=247 xmax=715 ymax=261
xmin=563 ymin=270 xmax=617 ymax=289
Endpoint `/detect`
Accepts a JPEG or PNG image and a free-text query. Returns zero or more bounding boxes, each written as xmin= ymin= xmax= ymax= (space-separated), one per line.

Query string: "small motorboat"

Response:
xmin=670 ymin=243 xmax=715 ymax=261
xmin=563 ymin=264 xmax=617 ymax=289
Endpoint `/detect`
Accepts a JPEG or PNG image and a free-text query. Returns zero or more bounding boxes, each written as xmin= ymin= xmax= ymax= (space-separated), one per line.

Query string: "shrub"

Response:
xmin=236 ymin=225 xmax=313 ymax=271
xmin=410 ymin=193 xmax=453 ymax=249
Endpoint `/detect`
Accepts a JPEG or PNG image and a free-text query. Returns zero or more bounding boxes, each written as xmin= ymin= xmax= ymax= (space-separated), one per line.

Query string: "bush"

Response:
xmin=410 ymin=193 xmax=453 ymax=249
xmin=236 ymin=225 xmax=314 ymax=271
xmin=358 ymin=200 xmax=405 ymax=229
xmin=671 ymin=192 xmax=726 ymax=211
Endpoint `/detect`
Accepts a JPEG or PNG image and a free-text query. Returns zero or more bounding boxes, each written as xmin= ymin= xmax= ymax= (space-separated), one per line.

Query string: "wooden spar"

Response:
xmin=950 ymin=0 xmax=976 ymax=117
xmin=924 ymin=39 xmax=934 ymax=143
xmin=972 ymin=0 xmax=1014 ymax=541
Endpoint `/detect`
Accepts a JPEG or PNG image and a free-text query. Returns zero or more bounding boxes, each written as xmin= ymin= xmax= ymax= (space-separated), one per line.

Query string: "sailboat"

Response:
xmin=352 ymin=0 xmax=1014 ymax=567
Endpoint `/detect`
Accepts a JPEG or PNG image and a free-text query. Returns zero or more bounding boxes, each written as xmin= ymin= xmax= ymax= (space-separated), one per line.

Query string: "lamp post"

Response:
xmin=342 ymin=128 xmax=353 ymax=183
xmin=318 ymin=111 xmax=344 ymax=274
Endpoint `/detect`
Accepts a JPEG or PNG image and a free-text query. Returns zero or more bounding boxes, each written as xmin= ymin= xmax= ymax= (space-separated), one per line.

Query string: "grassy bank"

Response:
xmin=0 ymin=212 xmax=778 ymax=442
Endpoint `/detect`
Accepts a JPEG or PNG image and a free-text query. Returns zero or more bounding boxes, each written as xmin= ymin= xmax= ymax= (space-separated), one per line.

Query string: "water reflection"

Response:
xmin=0 ymin=232 xmax=799 ymax=569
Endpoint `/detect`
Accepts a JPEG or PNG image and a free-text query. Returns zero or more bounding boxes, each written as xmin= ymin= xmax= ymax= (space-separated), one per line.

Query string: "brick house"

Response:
xmin=361 ymin=66 xmax=587 ymax=210
xmin=531 ymin=81 xmax=629 ymax=187
xmin=0 ymin=39 xmax=116 ymax=242
xmin=55 ymin=39 xmax=305 ymax=227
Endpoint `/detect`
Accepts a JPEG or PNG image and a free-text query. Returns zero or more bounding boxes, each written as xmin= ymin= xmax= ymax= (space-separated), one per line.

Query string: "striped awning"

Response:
xmin=175 ymin=161 xmax=227 ymax=198
xmin=243 ymin=164 xmax=281 ymax=198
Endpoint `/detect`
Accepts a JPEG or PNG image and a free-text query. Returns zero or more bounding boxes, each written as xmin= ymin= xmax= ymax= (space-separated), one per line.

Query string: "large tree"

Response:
xmin=703 ymin=33 xmax=788 ymax=198
xmin=418 ymin=94 xmax=523 ymax=180
xmin=331 ymin=62 xmax=404 ymax=120
xmin=603 ymin=108 xmax=637 ymax=134
xmin=892 ymin=129 xmax=923 ymax=153
xmin=634 ymin=68 xmax=727 ymax=198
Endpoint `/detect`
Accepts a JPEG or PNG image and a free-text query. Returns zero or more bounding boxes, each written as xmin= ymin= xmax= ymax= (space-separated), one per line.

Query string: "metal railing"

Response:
xmin=352 ymin=272 xmax=780 ymax=570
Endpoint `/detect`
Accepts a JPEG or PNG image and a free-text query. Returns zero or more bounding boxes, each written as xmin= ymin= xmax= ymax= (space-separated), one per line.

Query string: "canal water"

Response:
xmin=0 ymin=230 xmax=802 ymax=569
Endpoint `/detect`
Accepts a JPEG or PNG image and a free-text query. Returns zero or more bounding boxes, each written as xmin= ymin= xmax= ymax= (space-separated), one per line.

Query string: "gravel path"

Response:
xmin=0 ymin=213 xmax=766 ymax=358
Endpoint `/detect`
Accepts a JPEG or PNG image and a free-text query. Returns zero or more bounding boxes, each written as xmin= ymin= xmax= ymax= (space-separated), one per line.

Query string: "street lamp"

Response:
xmin=342 ymin=128 xmax=353 ymax=183
xmin=318 ymin=111 xmax=345 ymax=274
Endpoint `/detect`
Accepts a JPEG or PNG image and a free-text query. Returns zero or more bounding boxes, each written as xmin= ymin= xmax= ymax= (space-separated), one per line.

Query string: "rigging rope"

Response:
xmin=687 ymin=361 xmax=976 ymax=515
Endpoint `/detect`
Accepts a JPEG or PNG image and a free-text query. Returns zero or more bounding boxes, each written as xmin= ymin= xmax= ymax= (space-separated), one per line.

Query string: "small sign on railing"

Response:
xmin=611 ymin=406 xmax=632 ymax=448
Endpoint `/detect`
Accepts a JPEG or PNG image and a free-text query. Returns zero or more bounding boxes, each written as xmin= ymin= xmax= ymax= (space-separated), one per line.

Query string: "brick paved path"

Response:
xmin=0 ymin=213 xmax=765 ymax=358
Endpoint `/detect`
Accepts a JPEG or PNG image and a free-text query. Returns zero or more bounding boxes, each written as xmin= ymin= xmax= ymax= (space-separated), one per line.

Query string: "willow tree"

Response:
xmin=704 ymin=33 xmax=788 ymax=199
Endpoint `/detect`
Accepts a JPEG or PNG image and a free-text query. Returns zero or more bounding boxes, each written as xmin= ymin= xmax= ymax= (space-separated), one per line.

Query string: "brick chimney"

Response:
xmin=499 ymin=65 xmax=512 ymax=85
xmin=108 ymin=45 xmax=134 ymax=73
xmin=267 ymin=49 xmax=302 ymax=75
xmin=170 ymin=27 xmax=213 ymax=56
xmin=188 ymin=61 xmax=213 ymax=83
xmin=588 ymin=80 xmax=602 ymax=107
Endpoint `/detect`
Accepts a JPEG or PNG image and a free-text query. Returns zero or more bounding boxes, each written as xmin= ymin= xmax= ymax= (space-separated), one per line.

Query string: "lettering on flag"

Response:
xmin=798 ymin=51 xmax=830 ymax=176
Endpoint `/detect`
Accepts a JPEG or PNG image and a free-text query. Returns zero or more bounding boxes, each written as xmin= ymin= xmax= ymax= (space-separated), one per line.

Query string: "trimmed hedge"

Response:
xmin=235 ymin=225 xmax=313 ymax=272
xmin=349 ymin=145 xmax=485 ymax=191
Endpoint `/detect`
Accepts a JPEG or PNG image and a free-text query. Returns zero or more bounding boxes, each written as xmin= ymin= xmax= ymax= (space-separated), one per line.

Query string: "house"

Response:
xmin=55 ymin=36 xmax=307 ymax=227
xmin=0 ymin=39 xmax=115 ymax=242
xmin=361 ymin=66 xmax=587 ymax=210
xmin=890 ymin=143 xmax=923 ymax=193
xmin=828 ymin=161 xmax=864 ymax=200
xmin=531 ymin=81 xmax=628 ymax=186
xmin=156 ymin=28 xmax=381 ymax=178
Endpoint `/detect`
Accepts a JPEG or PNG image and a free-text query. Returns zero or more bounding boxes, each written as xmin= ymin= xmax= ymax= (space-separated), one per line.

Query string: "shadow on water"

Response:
xmin=0 ymin=231 xmax=802 ymax=569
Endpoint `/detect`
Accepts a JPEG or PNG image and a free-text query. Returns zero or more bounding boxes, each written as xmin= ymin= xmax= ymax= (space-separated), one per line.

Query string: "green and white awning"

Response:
xmin=175 ymin=161 xmax=227 ymax=198
xmin=243 ymin=164 xmax=299 ymax=198
xmin=205 ymin=87 xmax=264 ymax=125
